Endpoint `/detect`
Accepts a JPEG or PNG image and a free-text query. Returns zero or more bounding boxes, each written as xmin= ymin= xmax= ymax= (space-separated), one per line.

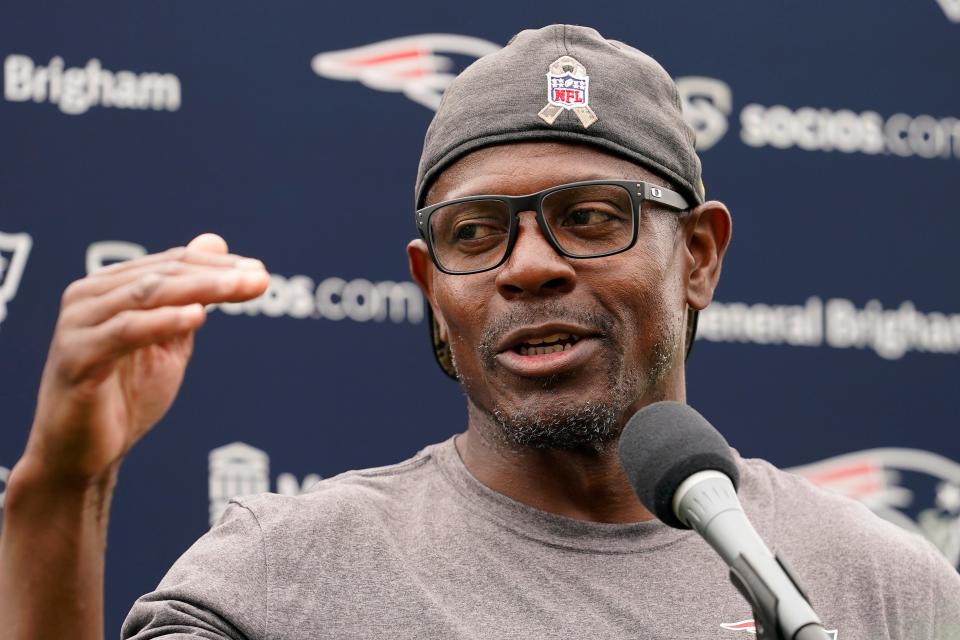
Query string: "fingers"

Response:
xmin=28 ymin=233 xmax=248 ymax=481
xmin=64 ymin=258 xmax=265 ymax=307
xmin=86 ymin=245 xmax=248 ymax=282
xmin=64 ymin=233 xmax=266 ymax=307
xmin=186 ymin=233 xmax=229 ymax=254
xmin=94 ymin=247 xmax=246 ymax=276
xmin=51 ymin=235 xmax=269 ymax=378
xmin=58 ymin=305 xmax=207 ymax=383
xmin=74 ymin=268 xmax=268 ymax=328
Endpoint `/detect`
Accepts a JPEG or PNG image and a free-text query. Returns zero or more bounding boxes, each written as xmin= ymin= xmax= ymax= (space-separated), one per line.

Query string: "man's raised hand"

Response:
xmin=0 ymin=233 xmax=268 ymax=640
xmin=20 ymin=233 xmax=269 ymax=484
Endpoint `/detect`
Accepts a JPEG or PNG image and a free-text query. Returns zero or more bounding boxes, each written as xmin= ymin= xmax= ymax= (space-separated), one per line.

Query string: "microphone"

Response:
xmin=618 ymin=401 xmax=831 ymax=640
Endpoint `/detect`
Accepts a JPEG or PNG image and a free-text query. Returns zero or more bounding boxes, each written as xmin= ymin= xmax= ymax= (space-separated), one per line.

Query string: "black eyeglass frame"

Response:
xmin=415 ymin=179 xmax=690 ymax=275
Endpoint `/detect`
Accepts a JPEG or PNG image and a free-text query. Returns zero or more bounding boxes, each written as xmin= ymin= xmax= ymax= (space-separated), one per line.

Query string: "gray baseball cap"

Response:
xmin=416 ymin=24 xmax=704 ymax=380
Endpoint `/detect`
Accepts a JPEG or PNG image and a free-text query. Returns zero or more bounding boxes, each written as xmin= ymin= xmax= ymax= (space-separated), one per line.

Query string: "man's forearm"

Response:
xmin=0 ymin=455 xmax=118 ymax=640
xmin=0 ymin=235 xmax=265 ymax=640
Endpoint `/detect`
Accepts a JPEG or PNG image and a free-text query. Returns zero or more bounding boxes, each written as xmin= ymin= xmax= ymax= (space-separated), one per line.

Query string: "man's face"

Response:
xmin=410 ymin=141 xmax=696 ymax=451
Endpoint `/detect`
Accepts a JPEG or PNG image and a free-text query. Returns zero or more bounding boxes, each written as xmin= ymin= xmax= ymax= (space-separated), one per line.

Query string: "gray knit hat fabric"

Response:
xmin=416 ymin=24 xmax=703 ymax=208
xmin=416 ymin=24 xmax=704 ymax=380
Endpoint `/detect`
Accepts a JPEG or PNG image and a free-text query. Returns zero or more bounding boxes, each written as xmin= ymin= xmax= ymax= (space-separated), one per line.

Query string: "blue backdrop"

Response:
xmin=2 ymin=1 xmax=958 ymax=632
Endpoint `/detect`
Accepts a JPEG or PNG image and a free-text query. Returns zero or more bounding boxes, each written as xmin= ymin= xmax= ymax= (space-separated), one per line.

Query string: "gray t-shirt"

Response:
xmin=123 ymin=437 xmax=960 ymax=639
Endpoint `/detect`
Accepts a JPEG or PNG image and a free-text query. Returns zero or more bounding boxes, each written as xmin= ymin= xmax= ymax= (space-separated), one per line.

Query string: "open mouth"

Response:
xmin=511 ymin=333 xmax=582 ymax=356
xmin=495 ymin=324 xmax=599 ymax=378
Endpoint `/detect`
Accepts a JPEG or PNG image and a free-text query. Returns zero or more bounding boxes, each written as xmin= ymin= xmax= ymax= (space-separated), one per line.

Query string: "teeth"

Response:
xmin=524 ymin=332 xmax=573 ymax=347
xmin=514 ymin=333 xmax=583 ymax=356
xmin=519 ymin=343 xmax=567 ymax=356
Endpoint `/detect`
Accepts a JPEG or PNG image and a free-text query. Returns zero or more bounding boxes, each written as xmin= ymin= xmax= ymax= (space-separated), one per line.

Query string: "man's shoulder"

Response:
xmin=738 ymin=454 xmax=927 ymax=548
xmin=736 ymin=453 xmax=951 ymax=578
xmin=226 ymin=439 xmax=450 ymax=536
xmin=738 ymin=454 xmax=960 ymax=634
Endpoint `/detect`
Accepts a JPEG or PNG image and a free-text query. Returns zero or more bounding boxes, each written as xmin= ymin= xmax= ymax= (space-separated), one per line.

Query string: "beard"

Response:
xmin=453 ymin=300 xmax=681 ymax=454
xmin=487 ymin=380 xmax=635 ymax=453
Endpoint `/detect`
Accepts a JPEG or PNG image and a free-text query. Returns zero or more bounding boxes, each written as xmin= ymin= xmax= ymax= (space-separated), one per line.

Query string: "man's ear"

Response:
xmin=407 ymin=239 xmax=449 ymax=342
xmin=682 ymin=201 xmax=732 ymax=311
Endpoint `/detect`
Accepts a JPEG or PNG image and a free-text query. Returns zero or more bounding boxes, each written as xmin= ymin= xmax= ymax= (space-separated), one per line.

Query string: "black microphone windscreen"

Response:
xmin=618 ymin=401 xmax=739 ymax=529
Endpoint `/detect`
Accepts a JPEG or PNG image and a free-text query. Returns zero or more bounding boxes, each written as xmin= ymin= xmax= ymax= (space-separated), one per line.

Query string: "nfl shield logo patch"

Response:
xmin=548 ymin=73 xmax=588 ymax=109
xmin=538 ymin=55 xmax=598 ymax=128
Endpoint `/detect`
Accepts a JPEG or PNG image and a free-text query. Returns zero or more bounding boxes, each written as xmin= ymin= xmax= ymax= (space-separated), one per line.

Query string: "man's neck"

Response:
xmin=456 ymin=362 xmax=688 ymax=523
xmin=456 ymin=425 xmax=653 ymax=523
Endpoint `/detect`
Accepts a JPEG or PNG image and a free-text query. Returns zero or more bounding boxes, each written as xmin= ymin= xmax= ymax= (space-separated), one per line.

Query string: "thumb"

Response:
xmin=187 ymin=233 xmax=229 ymax=254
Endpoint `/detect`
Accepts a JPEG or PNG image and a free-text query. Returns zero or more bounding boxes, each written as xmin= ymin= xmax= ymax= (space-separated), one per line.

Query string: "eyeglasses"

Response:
xmin=415 ymin=179 xmax=690 ymax=275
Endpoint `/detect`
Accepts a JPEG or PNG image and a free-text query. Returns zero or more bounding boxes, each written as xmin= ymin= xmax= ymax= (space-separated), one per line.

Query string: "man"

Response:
xmin=1 ymin=25 xmax=958 ymax=640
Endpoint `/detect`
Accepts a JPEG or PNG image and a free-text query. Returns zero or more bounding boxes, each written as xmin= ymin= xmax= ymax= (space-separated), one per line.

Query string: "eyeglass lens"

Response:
xmin=428 ymin=184 xmax=635 ymax=273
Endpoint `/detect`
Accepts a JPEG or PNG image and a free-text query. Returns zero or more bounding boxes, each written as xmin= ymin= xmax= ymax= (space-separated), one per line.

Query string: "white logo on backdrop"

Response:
xmin=675 ymin=76 xmax=733 ymax=151
xmin=740 ymin=104 xmax=960 ymax=159
xmin=216 ymin=272 xmax=424 ymax=324
xmin=790 ymin=449 xmax=960 ymax=568
xmin=3 ymin=55 xmax=181 ymax=115
xmin=86 ymin=240 xmax=147 ymax=274
xmin=311 ymin=34 xmax=500 ymax=110
xmin=0 ymin=231 xmax=33 ymax=329
xmin=209 ymin=442 xmax=322 ymax=526
xmin=697 ymin=297 xmax=960 ymax=360
xmin=936 ymin=0 xmax=960 ymax=22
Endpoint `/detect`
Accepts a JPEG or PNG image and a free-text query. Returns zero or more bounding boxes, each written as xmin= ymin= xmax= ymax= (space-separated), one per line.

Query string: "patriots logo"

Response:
xmin=721 ymin=619 xmax=838 ymax=639
xmin=311 ymin=34 xmax=500 ymax=110
xmin=936 ymin=0 xmax=960 ymax=22
xmin=0 ymin=231 xmax=32 ymax=329
xmin=788 ymin=448 xmax=960 ymax=569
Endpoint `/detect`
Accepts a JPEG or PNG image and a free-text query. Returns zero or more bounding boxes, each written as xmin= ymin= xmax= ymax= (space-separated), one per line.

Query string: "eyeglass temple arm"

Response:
xmin=639 ymin=182 xmax=690 ymax=212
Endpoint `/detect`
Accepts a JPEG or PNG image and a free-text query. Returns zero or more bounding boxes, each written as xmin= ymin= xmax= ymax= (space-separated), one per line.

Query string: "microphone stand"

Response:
xmin=728 ymin=552 xmax=833 ymax=640
xmin=671 ymin=471 xmax=833 ymax=640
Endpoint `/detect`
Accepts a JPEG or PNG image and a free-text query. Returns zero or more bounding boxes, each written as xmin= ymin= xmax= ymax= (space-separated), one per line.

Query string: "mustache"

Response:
xmin=477 ymin=300 xmax=617 ymax=364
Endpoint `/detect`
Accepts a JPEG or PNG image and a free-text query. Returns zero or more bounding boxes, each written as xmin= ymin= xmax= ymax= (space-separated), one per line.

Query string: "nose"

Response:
xmin=495 ymin=211 xmax=576 ymax=299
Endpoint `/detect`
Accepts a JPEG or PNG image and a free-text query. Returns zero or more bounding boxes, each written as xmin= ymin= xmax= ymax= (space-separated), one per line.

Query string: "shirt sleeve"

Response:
xmin=121 ymin=501 xmax=268 ymax=639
